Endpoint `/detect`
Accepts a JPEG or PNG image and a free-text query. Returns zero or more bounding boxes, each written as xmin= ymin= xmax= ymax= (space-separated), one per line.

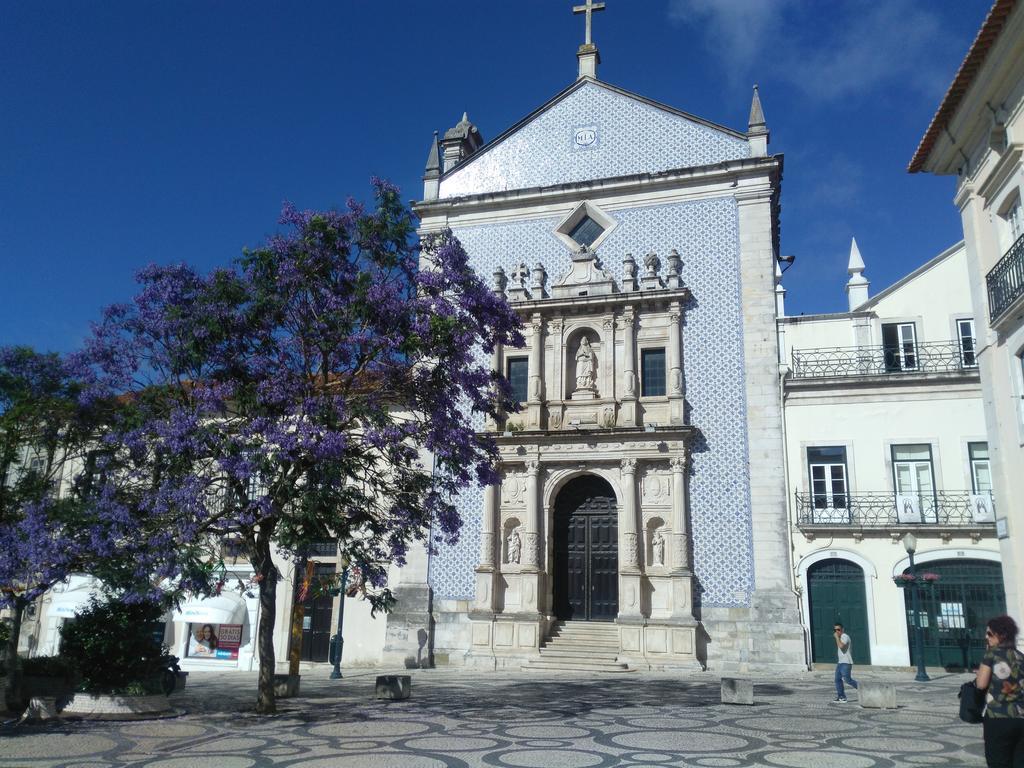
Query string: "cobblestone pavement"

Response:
xmin=0 ymin=667 xmax=987 ymax=768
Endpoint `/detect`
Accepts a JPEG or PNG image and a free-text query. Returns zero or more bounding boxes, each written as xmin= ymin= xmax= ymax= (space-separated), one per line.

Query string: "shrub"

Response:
xmin=59 ymin=598 xmax=169 ymax=694
xmin=21 ymin=655 xmax=76 ymax=679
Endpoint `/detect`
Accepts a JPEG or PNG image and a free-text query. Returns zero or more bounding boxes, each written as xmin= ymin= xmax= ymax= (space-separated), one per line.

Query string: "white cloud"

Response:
xmin=669 ymin=0 xmax=796 ymax=76
xmin=668 ymin=0 xmax=957 ymax=102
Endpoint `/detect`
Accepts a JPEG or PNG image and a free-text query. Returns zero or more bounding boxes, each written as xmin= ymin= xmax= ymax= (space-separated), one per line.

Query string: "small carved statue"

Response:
xmin=531 ymin=262 xmax=547 ymax=293
xmin=506 ymin=526 xmax=522 ymax=565
xmin=510 ymin=262 xmax=529 ymax=288
xmin=623 ymin=254 xmax=637 ymax=279
xmin=493 ymin=266 xmax=507 ymax=293
xmin=652 ymin=529 xmax=666 ymax=567
xmin=575 ymin=337 xmax=596 ymax=390
xmin=643 ymin=251 xmax=661 ymax=276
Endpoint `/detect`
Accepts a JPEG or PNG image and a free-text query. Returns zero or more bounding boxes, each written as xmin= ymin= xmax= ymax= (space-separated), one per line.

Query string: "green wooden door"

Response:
xmin=808 ymin=559 xmax=871 ymax=665
xmin=902 ymin=559 xmax=1005 ymax=670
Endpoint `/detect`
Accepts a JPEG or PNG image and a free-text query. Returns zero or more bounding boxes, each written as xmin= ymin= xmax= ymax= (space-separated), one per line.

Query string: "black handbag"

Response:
xmin=959 ymin=680 xmax=985 ymax=724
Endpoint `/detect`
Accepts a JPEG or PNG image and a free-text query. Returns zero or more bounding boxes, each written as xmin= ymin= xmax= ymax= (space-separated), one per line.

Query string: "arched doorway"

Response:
xmin=901 ymin=558 xmax=1005 ymax=670
xmin=553 ymin=475 xmax=618 ymax=621
xmin=807 ymin=558 xmax=871 ymax=665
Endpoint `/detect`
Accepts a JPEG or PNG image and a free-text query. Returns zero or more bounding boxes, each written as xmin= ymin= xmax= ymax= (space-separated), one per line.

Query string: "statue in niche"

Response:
xmin=575 ymin=337 xmax=596 ymax=390
xmin=506 ymin=526 xmax=522 ymax=565
xmin=652 ymin=528 xmax=666 ymax=567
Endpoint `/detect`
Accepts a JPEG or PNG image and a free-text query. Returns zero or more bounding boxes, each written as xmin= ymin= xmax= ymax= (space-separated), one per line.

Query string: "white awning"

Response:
xmin=46 ymin=576 xmax=99 ymax=618
xmin=173 ymin=593 xmax=247 ymax=625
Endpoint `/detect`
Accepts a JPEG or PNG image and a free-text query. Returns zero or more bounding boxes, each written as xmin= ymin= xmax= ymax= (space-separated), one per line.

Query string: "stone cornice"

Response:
xmin=492 ymin=425 xmax=693 ymax=464
xmin=412 ymin=156 xmax=783 ymax=221
xmin=506 ymin=285 xmax=690 ymax=316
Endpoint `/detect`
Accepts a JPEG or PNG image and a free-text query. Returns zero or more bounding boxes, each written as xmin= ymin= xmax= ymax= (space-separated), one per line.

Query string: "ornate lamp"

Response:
xmin=902 ymin=533 xmax=930 ymax=682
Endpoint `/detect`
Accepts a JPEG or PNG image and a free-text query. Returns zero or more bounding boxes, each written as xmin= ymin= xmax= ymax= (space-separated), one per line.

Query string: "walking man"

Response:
xmin=834 ymin=622 xmax=859 ymax=702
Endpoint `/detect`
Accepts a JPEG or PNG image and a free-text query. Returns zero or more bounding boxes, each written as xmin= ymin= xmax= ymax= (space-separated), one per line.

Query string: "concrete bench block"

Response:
xmin=721 ymin=678 xmax=754 ymax=705
xmin=376 ymin=675 xmax=411 ymax=701
xmin=859 ymin=682 xmax=897 ymax=709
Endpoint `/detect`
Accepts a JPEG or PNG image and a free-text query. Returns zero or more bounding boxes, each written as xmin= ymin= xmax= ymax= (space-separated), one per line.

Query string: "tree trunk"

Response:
xmin=253 ymin=531 xmax=278 ymax=715
xmin=3 ymin=599 xmax=25 ymax=713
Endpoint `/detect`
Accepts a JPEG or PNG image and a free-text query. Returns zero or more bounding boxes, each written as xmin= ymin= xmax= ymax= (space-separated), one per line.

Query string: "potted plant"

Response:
xmin=893 ymin=573 xmax=916 ymax=587
xmin=57 ymin=597 xmax=177 ymax=717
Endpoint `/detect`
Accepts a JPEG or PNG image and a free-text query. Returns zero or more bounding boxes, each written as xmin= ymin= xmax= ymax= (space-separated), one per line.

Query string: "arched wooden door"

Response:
xmin=807 ymin=558 xmax=871 ymax=665
xmin=553 ymin=475 xmax=618 ymax=621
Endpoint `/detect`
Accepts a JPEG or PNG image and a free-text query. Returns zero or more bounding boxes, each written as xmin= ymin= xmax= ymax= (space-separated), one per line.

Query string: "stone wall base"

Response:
xmin=700 ymin=590 xmax=809 ymax=674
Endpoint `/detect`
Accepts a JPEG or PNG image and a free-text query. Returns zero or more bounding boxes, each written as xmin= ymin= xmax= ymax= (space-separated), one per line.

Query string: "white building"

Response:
xmin=910 ymin=0 xmax=1024 ymax=626
xmin=380 ymin=6 xmax=807 ymax=674
xmin=780 ymin=239 xmax=1003 ymax=669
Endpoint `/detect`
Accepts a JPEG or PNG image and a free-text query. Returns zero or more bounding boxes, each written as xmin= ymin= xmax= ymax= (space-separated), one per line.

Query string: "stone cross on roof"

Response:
xmin=573 ymin=0 xmax=605 ymax=46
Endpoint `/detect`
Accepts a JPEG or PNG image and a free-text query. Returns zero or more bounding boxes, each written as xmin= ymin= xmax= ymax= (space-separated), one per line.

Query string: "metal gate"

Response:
xmin=902 ymin=558 xmax=1005 ymax=670
xmin=807 ymin=558 xmax=871 ymax=665
xmin=553 ymin=475 xmax=619 ymax=621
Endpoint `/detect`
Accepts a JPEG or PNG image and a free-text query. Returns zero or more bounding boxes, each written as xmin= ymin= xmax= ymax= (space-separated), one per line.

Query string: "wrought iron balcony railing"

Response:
xmin=795 ymin=491 xmax=996 ymax=529
xmin=790 ymin=340 xmax=975 ymax=379
xmin=987 ymin=234 xmax=1024 ymax=323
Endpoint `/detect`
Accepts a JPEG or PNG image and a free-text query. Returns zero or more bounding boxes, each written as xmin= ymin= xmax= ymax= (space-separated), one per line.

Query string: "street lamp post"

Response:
xmin=902 ymin=533 xmax=930 ymax=682
xmin=329 ymin=566 xmax=348 ymax=680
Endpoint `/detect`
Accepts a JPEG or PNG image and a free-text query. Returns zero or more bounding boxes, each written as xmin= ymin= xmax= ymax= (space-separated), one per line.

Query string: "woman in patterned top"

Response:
xmin=976 ymin=614 xmax=1024 ymax=767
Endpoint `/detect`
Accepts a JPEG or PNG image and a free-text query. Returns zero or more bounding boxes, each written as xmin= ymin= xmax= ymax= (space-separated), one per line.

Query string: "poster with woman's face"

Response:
xmin=187 ymin=623 xmax=242 ymax=659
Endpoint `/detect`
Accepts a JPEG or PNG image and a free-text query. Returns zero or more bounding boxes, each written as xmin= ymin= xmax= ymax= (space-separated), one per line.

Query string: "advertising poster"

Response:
xmin=187 ymin=622 xmax=242 ymax=660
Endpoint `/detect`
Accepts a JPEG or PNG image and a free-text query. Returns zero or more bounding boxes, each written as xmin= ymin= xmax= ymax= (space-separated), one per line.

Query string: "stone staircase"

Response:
xmin=522 ymin=620 xmax=632 ymax=673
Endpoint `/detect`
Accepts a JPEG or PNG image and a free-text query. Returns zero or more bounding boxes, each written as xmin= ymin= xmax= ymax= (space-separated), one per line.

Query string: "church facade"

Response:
xmin=396 ymin=27 xmax=806 ymax=673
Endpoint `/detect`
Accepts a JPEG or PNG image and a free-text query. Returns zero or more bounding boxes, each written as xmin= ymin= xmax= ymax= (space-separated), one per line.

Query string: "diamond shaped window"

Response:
xmin=554 ymin=200 xmax=617 ymax=252
xmin=568 ymin=216 xmax=605 ymax=248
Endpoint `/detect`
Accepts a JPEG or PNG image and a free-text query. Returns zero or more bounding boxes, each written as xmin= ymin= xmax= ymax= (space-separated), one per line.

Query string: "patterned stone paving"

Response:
xmin=0 ymin=669 xmax=987 ymax=767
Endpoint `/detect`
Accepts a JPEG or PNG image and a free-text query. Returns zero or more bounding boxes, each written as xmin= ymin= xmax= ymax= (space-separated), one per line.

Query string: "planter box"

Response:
xmin=62 ymin=692 xmax=173 ymax=718
xmin=173 ymin=671 xmax=188 ymax=692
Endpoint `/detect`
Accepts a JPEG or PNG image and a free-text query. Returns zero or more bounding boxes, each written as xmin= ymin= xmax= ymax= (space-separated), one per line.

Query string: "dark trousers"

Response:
xmin=984 ymin=717 xmax=1024 ymax=768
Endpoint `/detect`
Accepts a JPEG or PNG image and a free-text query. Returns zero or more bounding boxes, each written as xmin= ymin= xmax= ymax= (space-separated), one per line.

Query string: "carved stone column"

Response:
xmin=619 ymin=458 xmax=643 ymax=621
xmin=523 ymin=459 xmax=540 ymax=569
xmin=527 ymin=314 xmax=543 ymax=429
xmin=668 ymin=301 xmax=684 ymax=425
xmin=669 ymin=456 xmax=690 ymax=572
xmin=519 ymin=459 xmax=541 ymax=615
xmin=619 ymin=308 xmax=637 ymax=426
xmin=548 ymin=320 xmax=564 ymax=429
xmin=488 ymin=340 xmax=504 ymax=431
xmin=472 ymin=481 xmax=499 ymax=616
xmin=667 ymin=453 xmax=695 ymax=624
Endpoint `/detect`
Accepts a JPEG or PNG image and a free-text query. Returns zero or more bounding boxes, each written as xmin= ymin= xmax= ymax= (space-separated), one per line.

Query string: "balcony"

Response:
xmin=987 ymin=234 xmax=1024 ymax=323
xmin=795 ymin=491 xmax=995 ymax=534
xmin=790 ymin=341 xmax=975 ymax=379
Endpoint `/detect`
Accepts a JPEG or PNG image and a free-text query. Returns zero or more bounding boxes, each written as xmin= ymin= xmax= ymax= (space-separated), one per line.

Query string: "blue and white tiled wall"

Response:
xmin=427 ymin=197 xmax=755 ymax=608
xmin=439 ymin=80 xmax=750 ymax=198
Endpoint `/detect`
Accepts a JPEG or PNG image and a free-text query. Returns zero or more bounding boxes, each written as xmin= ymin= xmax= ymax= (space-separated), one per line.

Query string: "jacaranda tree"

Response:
xmin=0 ymin=347 xmax=154 ymax=704
xmin=72 ymin=180 xmax=523 ymax=713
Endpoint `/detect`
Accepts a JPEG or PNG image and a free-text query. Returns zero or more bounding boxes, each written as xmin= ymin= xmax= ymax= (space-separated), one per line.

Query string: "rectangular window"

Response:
xmin=1004 ymin=195 xmax=1023 ymax=248
xmin=807 ymin=446 xmax=848 ymax=521
xmin=641 ymin=348 xmax=666 ymax=397
xmin=957 ymin=319 xmax=977 ymax=367
xmin=969 ymin=442 xmax=991 ymax=494
xmin=882 ymin=322 xmax=918 ymax=372
xmin=892 ymin=443 xmax=937 ymax=521
xmin=506 ymin=357 xmax=528 ymax=403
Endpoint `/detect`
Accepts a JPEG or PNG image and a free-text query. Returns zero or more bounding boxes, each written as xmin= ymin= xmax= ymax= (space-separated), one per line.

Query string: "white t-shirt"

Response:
xmin=837 ymin=632 xmax=853 ymax=664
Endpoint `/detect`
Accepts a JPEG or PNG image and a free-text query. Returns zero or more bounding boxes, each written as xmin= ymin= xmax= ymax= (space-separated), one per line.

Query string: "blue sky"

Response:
xmin=0 ymin=0 xmax=990 ymax=352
